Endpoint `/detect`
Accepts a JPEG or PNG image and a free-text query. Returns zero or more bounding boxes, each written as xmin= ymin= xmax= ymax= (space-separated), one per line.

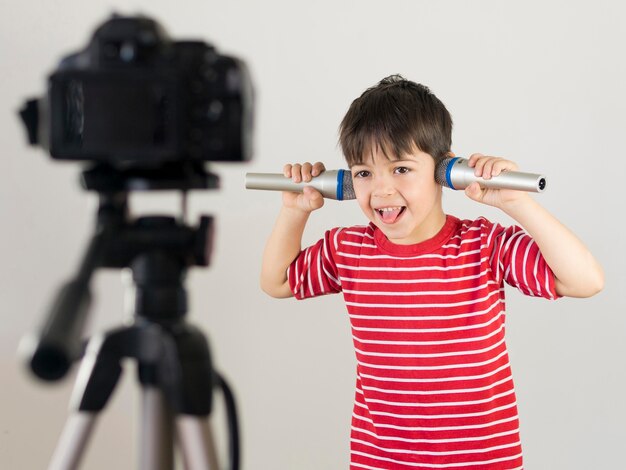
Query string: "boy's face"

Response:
xmin=350 ymin=146 xmax=446 ymax=245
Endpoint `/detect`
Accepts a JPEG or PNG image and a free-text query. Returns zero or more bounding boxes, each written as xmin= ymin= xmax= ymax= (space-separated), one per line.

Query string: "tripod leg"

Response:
xmin=47 ymin=330 xmax=124 ymax=470
xmin=176 ymin=416 xmax=220 ymax=470
xmin=48 ymin=412 xmax=98 ymax=470
xmin=139 ymin=386 xmax=174 ymax=470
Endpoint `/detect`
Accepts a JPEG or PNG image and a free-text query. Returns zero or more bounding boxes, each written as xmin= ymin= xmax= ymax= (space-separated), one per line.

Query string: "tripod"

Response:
xmin=23 ymin=164 xmax=240 ymax=470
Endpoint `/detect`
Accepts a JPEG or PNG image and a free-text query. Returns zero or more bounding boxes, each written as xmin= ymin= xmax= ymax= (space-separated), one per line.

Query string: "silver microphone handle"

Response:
xmin=449 ymin=159 xmax=547 ymax=193
xmin=245 ymin=170 xmax=341 ymax=199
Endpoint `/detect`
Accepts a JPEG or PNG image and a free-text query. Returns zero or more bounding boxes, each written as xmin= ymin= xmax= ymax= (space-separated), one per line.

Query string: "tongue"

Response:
xmin=380 ymin=208 xmax=403 ymax=224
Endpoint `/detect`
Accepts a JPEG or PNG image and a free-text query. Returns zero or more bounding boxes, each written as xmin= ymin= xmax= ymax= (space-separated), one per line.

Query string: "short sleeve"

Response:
xmin=288 ymin=227 xmax=343 ymax=300
xmin=483 ymin=219 xmax=560 ymax=300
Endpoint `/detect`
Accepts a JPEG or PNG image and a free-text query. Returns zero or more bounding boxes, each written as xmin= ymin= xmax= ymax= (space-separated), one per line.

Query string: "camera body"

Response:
xmin=21 ymin=15 xmax=253 ymax=167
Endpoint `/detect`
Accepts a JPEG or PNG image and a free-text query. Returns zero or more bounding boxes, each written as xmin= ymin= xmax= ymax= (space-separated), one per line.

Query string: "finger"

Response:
xmin=311 ymin=161 xmax=325 ymax=177
xmin=492 ymin=159 xmax=518 ymax=176
xmin=468 ymin=153 xmax=484 ymax=168
xmin=301 ymin=162 xmax=313 ymax=182
xmin=481 ymin=158 xmax=499 ymax=179
xmin=302 ymin=186 xmax=325 ymax=210
xmin=291 ymin=163 xmax=302 ymax=182
xmin=472 ymin=156 xmax=488 ymax=176
xmin=483 ymin=158 xmax=510 ymax=177
xmin=464 ymin=182 xmax=483 ymax=202
xmin=490 ymin=160 xmax=506 ymax=177
xmin=283 ymin=163 xmax=293 ymax=178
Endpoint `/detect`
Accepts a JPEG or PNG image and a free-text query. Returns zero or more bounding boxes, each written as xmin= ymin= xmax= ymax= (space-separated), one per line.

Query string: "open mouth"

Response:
xmin=376 ymin=206 xmax=406 ymax=224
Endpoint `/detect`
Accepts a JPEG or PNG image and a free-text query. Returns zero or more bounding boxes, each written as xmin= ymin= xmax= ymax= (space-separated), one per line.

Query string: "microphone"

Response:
xmin=245 ymin=157 xmax=546 ymax=200
xmin=245 ymin=169 xmax=356 ymax=200
xmin=435 ymin=157 xmax=547 ymax=193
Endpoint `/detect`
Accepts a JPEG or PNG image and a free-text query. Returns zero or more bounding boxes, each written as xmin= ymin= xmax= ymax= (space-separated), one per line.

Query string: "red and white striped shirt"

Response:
xmin=288 ymin=215 xmax=558 ymax=469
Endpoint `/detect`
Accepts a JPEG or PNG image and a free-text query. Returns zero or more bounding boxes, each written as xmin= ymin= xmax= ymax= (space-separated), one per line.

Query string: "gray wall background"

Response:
xmin=1 ymin=1 xmax=624 ymax=468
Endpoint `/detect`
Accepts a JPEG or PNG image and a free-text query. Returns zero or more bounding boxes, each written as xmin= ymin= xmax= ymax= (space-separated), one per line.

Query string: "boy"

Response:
xmin=260 ymin=75 xmax=603 ymax=469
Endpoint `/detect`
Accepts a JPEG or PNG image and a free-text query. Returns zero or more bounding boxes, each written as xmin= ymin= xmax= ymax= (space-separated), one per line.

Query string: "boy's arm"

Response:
xmin=260 ymin=162 xmax=326 ymax=298
xmin=260 ymin=205 xmax=310 ymax=298
xmin=465 ymin=154 xmax=604 ymax=298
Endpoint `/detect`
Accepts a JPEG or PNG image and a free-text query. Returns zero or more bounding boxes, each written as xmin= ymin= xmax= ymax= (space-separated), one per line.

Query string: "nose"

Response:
xmin=372 ymin=172 xmax=395 ymax=197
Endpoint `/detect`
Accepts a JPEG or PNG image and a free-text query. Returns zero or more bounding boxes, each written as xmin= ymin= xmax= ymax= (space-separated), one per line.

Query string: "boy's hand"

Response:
xmin=464 ymin=153 xmax=530 ymax=209
xmin=282 ymin=161 xmax=326 ymax=213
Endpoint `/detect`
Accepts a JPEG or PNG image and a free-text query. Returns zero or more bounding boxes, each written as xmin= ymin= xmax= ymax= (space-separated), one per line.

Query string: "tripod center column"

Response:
xmin=131 ymin=216 xmax=189 ymax=322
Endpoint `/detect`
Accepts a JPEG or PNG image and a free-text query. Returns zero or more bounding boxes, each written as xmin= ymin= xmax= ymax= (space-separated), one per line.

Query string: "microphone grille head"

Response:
xmin=341 ymin=170 xmax=356 ymax=200
xmin=434 ymin=157 xmax=454 ymax=188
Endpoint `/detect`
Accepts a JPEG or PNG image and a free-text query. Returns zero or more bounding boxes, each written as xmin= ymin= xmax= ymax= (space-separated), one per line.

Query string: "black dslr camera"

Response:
xmin=20 ymin=14 xmax=253 ymax=168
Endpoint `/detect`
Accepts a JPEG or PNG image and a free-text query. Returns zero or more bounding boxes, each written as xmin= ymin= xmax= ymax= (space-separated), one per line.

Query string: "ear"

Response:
xmin=446 ymin=151 xmax=456 ymax=158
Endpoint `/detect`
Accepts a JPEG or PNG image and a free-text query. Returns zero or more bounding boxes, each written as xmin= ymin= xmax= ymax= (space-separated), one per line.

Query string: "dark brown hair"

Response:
xmin=339 ymin=75 xmax=453 ymax=167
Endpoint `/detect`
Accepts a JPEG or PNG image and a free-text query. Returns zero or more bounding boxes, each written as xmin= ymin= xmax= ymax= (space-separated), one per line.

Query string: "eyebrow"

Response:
xmin=351 ymin=157 xmax=418 ymax=167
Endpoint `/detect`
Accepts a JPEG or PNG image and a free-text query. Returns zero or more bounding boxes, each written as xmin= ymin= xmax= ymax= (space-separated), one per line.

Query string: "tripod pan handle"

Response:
xmin=26 ymin=280 xmax=92 ymax=381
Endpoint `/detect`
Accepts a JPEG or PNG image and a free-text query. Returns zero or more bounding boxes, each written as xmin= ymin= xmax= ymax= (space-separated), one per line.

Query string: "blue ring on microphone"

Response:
xmin=336 ymin=169 xmax=344 ymax=200
xmin=446 ymin=157 xmax=459 ymax=190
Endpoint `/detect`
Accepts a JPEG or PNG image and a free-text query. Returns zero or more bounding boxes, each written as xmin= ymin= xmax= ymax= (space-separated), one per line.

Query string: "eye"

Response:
xmin=394 ymin=166 xmax=410 ymax=174
xmin=352 ymin=170 xmax=370 ymax=178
